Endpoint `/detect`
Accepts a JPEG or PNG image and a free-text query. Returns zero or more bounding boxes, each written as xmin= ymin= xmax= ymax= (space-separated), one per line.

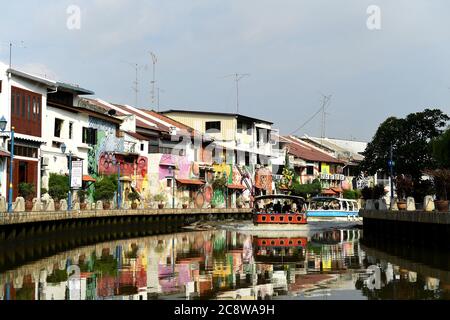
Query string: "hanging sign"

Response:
xmin=71 ymin=160 xmax=83 ymax=189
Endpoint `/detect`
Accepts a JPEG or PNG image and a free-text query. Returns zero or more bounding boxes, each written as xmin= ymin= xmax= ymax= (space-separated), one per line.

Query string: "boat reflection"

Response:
xmin=0 ymin=227 xmax=448 ymax=300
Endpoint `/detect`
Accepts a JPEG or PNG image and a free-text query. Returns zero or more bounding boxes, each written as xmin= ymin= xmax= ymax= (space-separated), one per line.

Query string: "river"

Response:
xmin=0 ymin=220 xmax=448 ymax=300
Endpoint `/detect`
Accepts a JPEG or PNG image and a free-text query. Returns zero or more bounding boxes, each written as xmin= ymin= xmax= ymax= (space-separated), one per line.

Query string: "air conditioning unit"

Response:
xmin=42 ymin=157 xmax=50 ymax=167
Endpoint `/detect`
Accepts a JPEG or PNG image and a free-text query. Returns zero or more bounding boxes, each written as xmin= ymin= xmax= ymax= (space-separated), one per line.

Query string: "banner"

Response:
xmin=71 ymin=160 xmax=83 ymax=189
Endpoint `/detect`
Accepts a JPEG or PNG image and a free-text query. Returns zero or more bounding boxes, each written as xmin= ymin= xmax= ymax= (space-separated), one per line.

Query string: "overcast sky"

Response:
xmin=1 ymin=0 xmax=449 ymax=141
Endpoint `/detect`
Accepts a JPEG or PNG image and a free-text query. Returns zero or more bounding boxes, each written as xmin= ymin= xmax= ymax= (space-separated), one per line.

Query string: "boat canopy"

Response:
xmin=254 ymin=194 xmax=306 ymax=203
xmin=310 ymin=197 xmax=358 ymax=203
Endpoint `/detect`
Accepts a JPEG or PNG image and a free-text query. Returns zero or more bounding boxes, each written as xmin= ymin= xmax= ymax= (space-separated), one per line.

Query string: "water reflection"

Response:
xmin=0 ymin=227 xmax=448 ymax=300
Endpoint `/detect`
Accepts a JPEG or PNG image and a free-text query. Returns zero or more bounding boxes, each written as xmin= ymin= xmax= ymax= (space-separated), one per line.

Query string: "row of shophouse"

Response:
xmin=0 ymin=61 xmax=373 ymax=209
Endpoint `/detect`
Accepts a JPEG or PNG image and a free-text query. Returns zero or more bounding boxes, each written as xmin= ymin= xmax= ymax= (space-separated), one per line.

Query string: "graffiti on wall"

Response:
xmin=87 ymin=116 xmax=124 ymax=178
xmin=98 ymin=152 xmax=148 ymax=193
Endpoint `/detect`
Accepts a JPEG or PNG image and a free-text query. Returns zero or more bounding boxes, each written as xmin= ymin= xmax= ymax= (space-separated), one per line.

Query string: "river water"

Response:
xmin=0 ymin=221 xmax=448 ymax=300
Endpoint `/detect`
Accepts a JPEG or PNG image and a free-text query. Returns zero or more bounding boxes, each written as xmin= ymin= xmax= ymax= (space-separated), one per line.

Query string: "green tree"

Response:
xmin=291 ymin=179 xmax=322 ymax=198
xmin=93 ymin=176 xmax=116 ymax=202
xmin=360 ymin=109 xmax=449 ymax=182
xmin=432 ymin=128 xmax=450 ymax=168
xmin=48 ymin=173 xmax=69 ymax=201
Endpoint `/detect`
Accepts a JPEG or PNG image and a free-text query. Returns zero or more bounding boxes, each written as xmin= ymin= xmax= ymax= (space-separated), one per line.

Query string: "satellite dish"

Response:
xmin=108 ymin=109 xmax=117 ymax=116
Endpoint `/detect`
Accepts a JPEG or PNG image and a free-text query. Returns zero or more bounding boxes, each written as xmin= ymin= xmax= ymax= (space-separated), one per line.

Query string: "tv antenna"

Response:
xmin=319 ymin=94 xmax=332 ymax=143
xmin=222 ymin=73 xmax=250 ymax=113
xmin=1 ymin=41 xmax=26 ymax=68
xmin=149 ymin=51 xmax=158 ymax=108
xmin=156 ymin=87 xmax=165 ymax=112
xmin=121 ymin=61 xmax=148 ymax=107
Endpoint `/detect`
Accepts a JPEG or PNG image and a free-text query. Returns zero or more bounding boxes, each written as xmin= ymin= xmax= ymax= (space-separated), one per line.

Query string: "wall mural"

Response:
xmin=87 ymin=116 xmax=124 ymax=178
xmin=98 ymin=153 xmax=149 ymax=194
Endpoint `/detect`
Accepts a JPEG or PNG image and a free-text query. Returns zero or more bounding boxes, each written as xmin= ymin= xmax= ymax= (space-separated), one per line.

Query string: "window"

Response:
xmin=54 ymin=119 xmax=63 ymax=137
xmin=54 ymin=118 xmax=63 ymax=138
xmin=8 ymin=145 xmax=38 ymax=159
xmin=11 ymin=87 xmax=42 ymax=137
xmin=247 ymin=124 xmax=252 ymax=135
xmin=148 ymin=139 xmax=159 ymax=154
xmin=245 ymin=152 xmax=250 ymax=166
xmin=27 ymin=96 xmax=31 ymax=120
xmin=237 ymin=121 xmax=243 ymax=133
xmin=205 ymin=121 xmax=221 ymax=132
xmin=11 ymin=92 xmax=15 ymax=115
xmin=82 ymin=127 xmax=97 ymax=145
xmin=69 ymin=122 xmax=73 ymax=139
xmin=306 ymin=166 xmax=314 ymax=175
xmin=140 ymin=143 xmax=144 ymax=152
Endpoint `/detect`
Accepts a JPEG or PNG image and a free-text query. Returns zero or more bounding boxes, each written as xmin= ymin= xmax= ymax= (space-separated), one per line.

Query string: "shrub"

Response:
xmin=128 ymin=191 xmax=141 ymax=203
xmin=291 ymin=179 xmax=321 ymax=198
xmin=18 ymin=183 xmax=35 ymax=200
xmin=395 ymin=175 xmax=413 ymax=200
xmin=77 ymin=189 xmax=88 ymax=203
xmin=154 ymin=193 xmax=167 ymax=204
xmin=212 ymin=175 xmax=227 ymax=191
xmin=48 ymin=173 xmax=69 ymax=201
xmin=361 ymin=185 xmax=387 ymax=200
xmin=343 ymin=189 xmax=361 ymax=200
xmin=93 ymin=177 xmax=116 ymax=202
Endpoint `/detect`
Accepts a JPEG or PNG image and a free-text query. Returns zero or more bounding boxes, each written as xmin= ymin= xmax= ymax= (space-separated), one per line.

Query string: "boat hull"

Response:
xmin=306 ymin=210 xmax=359 ymax=218
xmin=253 ymin=213 xmax=307 ymax=225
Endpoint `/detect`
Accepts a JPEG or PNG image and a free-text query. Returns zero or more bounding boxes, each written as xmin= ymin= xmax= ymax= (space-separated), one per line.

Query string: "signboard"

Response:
xmin=71 ymin=160 xmax=83 ymax=189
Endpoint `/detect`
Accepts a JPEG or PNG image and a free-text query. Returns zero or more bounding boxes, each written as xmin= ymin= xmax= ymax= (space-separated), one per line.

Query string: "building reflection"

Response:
xmin=0 ymin=228 xmax=449 ymax=300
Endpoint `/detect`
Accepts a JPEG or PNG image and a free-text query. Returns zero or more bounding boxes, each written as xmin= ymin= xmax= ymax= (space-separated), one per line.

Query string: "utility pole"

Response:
xmin=150 ymin=52 xmax=158 ymax=109
xmin=320 ymin=94 xmax=332 ymax=144
xmin=223 ymin=73 xmax=250 ymax=114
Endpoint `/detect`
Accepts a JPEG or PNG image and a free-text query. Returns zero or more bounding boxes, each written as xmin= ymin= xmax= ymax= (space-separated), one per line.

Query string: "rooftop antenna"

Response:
xmin=157 ymin=87 xmax=165 ymax=112
xmin=319 ymin=94 xmax=332 ymax=144
xmin=3 ymin=41 xmax=26 ymax=68
xmin=121 ymin=61 xmax=148 ymax=107
xmin=223 ymin=73 xmax=250 ymax=114
xmin=149 ymin=51 xmax=158 ymax=109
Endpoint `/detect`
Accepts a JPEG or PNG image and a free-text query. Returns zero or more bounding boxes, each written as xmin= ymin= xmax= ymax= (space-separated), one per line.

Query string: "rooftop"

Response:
xmin=283 ymin=136 xmax=344 ymax=164
xmin=160 ymin=109 xmax=273 ymax=125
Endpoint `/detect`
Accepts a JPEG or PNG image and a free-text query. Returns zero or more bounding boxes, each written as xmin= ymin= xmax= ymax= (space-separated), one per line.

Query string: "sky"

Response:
xmin=1 ymin=0 xmax=449 ymax=141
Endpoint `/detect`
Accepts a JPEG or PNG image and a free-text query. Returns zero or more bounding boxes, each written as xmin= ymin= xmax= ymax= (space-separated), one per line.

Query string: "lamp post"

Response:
xmin=388 ymin=143 xmax=395 ymax=209
xmin=223 ymin=171 xmax=228 ymax=209
xmin=0 ymin=116 xmax=15 ymax=213
xmin=112 ymin=155 xmax=121 ymax=209
xmin=60 ymin=143 xmax=73 ymax=211
xmin=166 ymin=166 xmax=175 ymax=209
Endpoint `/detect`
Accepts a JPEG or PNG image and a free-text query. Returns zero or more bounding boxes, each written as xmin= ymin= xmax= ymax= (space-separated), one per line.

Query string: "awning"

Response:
xmin=176 ymin=179 xmax=205 ymax=186
xmin=227 ymin=184 xmax=246 ymax=190
xmin=331 ymin=187 xmax=343 ymax=193
xmin=0 ymin=150 xmax=10 ymax=157
xmin=321 ymin=189 xmax=337 ymax=196
xmin=83 ymin=175 xmax=96 ymax=182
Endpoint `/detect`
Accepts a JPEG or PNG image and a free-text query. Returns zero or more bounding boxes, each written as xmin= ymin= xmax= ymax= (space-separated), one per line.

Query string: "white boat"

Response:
xmin=306 ymin=197 xmax=360 ymax=219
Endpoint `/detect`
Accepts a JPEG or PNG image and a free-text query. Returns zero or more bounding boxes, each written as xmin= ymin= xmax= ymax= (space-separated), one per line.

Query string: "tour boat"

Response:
xmin=253 ymin=195 xmax=308 ymax=226
xmin=306 ymin=197 xmax=360 ymax=219
xmin=253 ymin=236 xmax=308 ymax=263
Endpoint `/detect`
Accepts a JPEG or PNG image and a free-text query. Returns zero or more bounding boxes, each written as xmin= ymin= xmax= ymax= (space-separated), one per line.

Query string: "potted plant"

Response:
xmin=154 ymin=193 xmax=167 ymax=209
xmin=48 ymin=173 xmax=69 ymax=211
xmin=19 ymin=183 xmax=35 ymax=211
xmin=425 ymin=169 xmax=450 ymax=212
xmin=93 ymin=177 xmax=116 ymax=210
xmin=395 ymin=175 xmax=413 ymax=210
xmin=181 ymin=196 xmax=190 ymax=209
xmin=77 ymin=189 xmax=88 ymax=210
xmin=128 ymin=191 xmax=141 ymax=210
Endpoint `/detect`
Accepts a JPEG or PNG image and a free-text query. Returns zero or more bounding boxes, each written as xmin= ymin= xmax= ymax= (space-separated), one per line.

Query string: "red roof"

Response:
xmin=284 ymin=136 xmax=344 ymax=164
xmin=83 ymin=175 xmax=96 ymax=182
xmin=321 ymin=189 xmax=338 ymax=196
xmin=0 ymin=150 xmax=10 ymax=157
xmin=176 ymin=179 xmax=205 ymax=185
xmin=227 ymin=184 xmax=246 ymax=190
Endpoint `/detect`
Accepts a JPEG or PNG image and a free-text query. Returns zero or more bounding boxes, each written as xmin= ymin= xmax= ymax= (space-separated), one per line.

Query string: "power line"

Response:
xmin=289 ymin=94 xmax=332 ymax=136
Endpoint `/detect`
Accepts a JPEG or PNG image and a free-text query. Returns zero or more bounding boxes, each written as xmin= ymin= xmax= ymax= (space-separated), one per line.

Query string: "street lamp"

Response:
xmin=166 ymin=166 xmax=175 ymax=209
xmin=223 ymin=171 xmax=228 ymax=209
xmin=60 ymin=143 xmax=73 ymax=211
xmin=0 ymin=116 xmax=15 ymax=213
xmin=112 ymin=155 xmax=121 ymax=209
